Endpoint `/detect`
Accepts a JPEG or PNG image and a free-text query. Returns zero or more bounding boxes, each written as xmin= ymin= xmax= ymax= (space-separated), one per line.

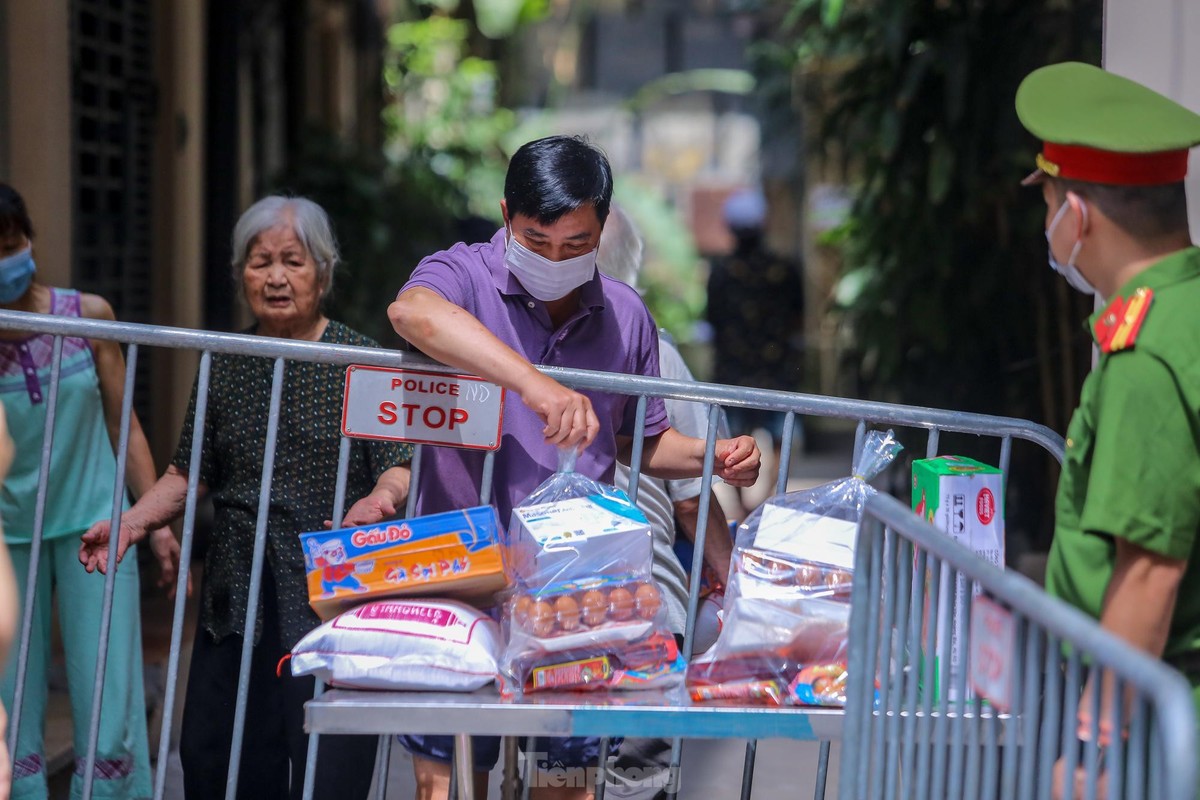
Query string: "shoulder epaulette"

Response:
xmin=1093 ymin=287 xmax=1154 ymax=354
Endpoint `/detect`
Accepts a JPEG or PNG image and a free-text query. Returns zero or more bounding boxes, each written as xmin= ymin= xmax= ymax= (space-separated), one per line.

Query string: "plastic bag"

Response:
xmin=499 ymin=577 xmax=684 ymax=694
xmin=505 ymin=447 xmax=654 ymax=590
xmin=687 ymin=430 xmax=901 ymax=707
xmin=499 ymin=449 xmax=680 ymax=695
xmin=289 ymin=598 xmax=501 ymax=691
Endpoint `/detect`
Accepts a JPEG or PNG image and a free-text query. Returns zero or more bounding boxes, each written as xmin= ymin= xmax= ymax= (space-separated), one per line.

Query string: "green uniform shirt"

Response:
xmin=1047 ymin=246 xmax=1200 ymax=662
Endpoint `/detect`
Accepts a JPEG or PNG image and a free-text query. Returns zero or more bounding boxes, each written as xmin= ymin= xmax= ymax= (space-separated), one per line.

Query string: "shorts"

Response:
xmin=398 ymin=734 xmax=618 ymax=773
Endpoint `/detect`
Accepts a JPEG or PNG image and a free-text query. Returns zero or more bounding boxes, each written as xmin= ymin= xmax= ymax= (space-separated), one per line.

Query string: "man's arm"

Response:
xmin=1099 ymin=538 xmax=1185 ymax=657
xmin=1079 ymin=538 xmax=1187 ymax=744
xmin=674 ymin=491 xmax=734 ymax=577
xmin=388 ymin=287 xmax=598 ymax=448
xmin=618 ymin=428 xmax=760 ymax=487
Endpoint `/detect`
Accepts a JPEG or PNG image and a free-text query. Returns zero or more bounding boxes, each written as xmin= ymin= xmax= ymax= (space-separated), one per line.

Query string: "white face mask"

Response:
xmin=504 ymin=227 xmax=597 ymax=302
xmin=1046 ymin=198 xmax=1097 ymax=296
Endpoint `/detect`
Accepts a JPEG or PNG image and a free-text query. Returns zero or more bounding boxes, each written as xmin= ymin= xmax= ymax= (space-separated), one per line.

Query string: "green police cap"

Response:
xmin=1016 ymin=61 xmax=1200 ymax=185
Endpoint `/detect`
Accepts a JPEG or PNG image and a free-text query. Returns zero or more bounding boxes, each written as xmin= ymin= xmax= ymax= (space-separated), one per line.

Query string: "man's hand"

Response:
xmin=714 ymin=436 xmax=761 ymax=487
xmin=79 ymin=518 xmax=145 ymax=575
xmin=149 ymin=527 xmax=191 ymax=598
xmin=520 ymin=373 xmax=600 ymax=449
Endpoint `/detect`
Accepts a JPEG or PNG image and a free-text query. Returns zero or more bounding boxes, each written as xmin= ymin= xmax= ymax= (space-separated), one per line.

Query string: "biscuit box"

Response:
xmin=507 ymin=493 xmax=652 ymax=588
xmin=912 ymin=456 xmax=1005 ymax=703
xmin=301 ymin=505 xmax=507 ymax=620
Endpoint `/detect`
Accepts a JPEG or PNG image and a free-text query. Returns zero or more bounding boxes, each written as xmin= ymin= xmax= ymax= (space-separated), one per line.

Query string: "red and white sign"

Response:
xmin=341 ymin=366 xmax=504 ymax=450
xmin=968 ymin=595 xmax=1015 ymax=711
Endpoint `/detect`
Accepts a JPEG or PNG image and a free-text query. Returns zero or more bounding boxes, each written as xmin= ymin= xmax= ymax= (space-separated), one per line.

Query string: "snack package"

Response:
xmin=912 ymin=456 xmax=1006 ymax=703
xmin=289 ymin=598 xmax=501 ymax=691
xmin=687 ymin=430 xmax=901 ymax=707
xmin=301 ymin=505 xmax=507 ymax=620
xmin=499 ymin=576 xmax=684 ymax=695
xmin=506 ymin=448 xmax=653 ymax=589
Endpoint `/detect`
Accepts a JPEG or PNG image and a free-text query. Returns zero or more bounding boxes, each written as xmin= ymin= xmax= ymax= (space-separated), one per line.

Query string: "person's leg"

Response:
xmin=399 ymin=735 xmax=497 ymax=800
xmin=1 ymin=542 xmax=51 ymax=800
xmin=53 ymin=539 xmax=153 ymax=800
xmin=526 ymin=736 xmax=615 ymax=800
xmin=179 ymin=602 xmax=289 ymax=799
xmin=411 ymin=753 xmax=490 ymax=800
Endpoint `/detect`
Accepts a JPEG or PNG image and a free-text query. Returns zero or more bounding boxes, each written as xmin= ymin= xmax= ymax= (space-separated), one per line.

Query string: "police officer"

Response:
xmin=1016 ymin=61 xmax=1200 ymax=791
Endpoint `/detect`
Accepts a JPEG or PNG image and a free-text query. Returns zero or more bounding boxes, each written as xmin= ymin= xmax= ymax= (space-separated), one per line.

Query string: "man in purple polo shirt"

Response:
xmin=388 ymin=135 xmax=760 ymax=800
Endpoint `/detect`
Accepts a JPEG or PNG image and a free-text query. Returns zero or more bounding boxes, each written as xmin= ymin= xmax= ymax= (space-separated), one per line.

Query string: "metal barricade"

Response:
xmin=841 ymin=493 xmax=1198 ymax=800
xmin=1 ymin=308 xmax=1187 ymax=800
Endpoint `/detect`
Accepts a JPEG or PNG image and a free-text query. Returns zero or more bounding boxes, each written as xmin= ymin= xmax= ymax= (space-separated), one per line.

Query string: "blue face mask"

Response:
xmin=0 ymin=247 xmax=35 ymax=304
xmin=1045 ymin=199 xmax=1097 ymax=296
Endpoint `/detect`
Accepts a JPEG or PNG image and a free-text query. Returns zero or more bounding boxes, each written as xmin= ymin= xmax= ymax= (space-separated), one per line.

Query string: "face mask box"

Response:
xmin=301 ymin=505 xmax=507 ymax=620
xmin=911 ymin=456 xmax=1005 ymax=704
xmin=507 ymin=494 xmax=652 ymax=588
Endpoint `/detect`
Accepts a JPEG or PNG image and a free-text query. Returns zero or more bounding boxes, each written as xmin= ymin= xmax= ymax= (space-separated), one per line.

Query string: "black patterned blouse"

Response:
xmin=172 ymin=320 xmax=413 ymax=650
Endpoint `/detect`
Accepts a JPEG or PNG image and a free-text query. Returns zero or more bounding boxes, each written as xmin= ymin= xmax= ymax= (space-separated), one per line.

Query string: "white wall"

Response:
xmin=1104 ymin=0 xmax=1200 ymax=239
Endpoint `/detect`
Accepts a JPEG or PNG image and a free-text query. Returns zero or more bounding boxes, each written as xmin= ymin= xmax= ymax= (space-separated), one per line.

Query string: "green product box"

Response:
xmin=912 ymin=456 xmax=1005 ymax=703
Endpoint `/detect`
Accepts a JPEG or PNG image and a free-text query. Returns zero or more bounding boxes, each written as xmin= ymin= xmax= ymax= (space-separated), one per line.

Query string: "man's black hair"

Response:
xmin=504 ymin=136 xmax=613 ymax=226
xmin=0 ymin=183 xmax=34 ymax=241
xmin=1051 ymin=178 xmax=1189 ymax=241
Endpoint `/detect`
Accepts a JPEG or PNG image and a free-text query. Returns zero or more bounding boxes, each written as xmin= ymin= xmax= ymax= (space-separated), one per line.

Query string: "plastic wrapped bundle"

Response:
xmin=289 ymin=598 xmax=502 ymax=691
xmin=687 ymin=430 xmax=901 ymax=706
xmin=500 ymin=449 xmax=683 ymax=695
xmin=506 ymin=448 xmax=654 ymax=591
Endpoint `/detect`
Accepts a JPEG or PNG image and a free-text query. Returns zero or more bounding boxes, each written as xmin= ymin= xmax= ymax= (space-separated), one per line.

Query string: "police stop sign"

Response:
xmin=341 ymin=365 xmax=505 ymax=450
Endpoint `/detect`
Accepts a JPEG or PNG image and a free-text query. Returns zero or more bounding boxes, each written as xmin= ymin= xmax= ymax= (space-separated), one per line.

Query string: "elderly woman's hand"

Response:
xmin=334 ymin=466 xmax=412 ymax=528
xmin=149 ymin=527 xmax=192 ymax=598
xmin=78 ymin=517 xmax=145 ymax=575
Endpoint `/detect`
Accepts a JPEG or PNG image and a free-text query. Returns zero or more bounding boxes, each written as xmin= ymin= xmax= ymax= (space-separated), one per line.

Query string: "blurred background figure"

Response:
xmin=705 ymin=188 xmax=806 ymax=516
xmin=597 ymin=204 xmax=734 ymax=800
xmin=0 ymin=182 xmax=173 ymax=800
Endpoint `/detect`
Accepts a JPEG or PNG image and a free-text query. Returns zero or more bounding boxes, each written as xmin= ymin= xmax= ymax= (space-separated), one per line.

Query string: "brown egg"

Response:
xmin=555 ymin=595 xmax=582 ymax=631
xmin=796 ymin=563 xmax=822 ymax=588
xmin=531 ymin=600 xmax=556 ymax=637
xmin=825 ymin=569 xmax=852 ymax=592
xmin=608 ymin=587 xmax=635 ymax=621
xmin=634 ymin=583 xmax=661 ymax=619
xmin=512 ymin=595 xmax=533 ymax=626
xmin=581 ymin=589 xmax=608 ymax=626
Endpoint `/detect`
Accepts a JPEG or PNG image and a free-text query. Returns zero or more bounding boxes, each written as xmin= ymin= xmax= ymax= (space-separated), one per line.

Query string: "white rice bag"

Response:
xmin=290 ymin=598 xmax=501 ymax=691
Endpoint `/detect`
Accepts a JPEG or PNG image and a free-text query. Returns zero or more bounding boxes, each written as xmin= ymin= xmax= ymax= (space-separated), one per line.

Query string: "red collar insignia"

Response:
xmin=1093 ymin=287 xmax=1154 ymax=354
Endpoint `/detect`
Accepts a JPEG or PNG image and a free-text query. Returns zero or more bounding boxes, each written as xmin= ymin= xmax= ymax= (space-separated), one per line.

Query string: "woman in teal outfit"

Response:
xmin=0 ymin=183 xmax=178 ymax=799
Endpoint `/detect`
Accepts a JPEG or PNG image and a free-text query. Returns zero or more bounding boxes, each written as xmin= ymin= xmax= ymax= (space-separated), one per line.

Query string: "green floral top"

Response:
xmin=173 ymin=320 xmax=413 ymax=650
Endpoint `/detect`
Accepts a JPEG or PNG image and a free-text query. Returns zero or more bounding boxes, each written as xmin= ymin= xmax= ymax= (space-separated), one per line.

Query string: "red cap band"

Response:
xmin=1041 ymin=142 xmax=1189 ymax=185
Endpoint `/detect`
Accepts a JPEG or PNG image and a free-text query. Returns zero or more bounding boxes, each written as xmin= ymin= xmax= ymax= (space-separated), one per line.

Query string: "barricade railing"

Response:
xmin=4 ymin=308 xmax=1171 ymax=800
xmin=843 ymin=492 xmax=1197 ymax=800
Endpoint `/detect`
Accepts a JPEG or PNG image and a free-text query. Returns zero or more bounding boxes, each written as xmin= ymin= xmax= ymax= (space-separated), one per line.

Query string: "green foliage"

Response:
xmin=274 ymin=133 xmax=464 ymax=347
xmin=789 ymin=0 xmax=1101 ymax=423
xmin=383 ymin=10 xmax=520 ymax=220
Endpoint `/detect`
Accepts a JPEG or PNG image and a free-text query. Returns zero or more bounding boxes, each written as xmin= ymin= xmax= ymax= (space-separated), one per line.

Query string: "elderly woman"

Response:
xmin=80 ymin=196 xmax=413 ymax=800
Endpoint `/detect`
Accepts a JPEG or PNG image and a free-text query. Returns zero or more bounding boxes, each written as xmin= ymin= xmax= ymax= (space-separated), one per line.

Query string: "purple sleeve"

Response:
xmin=620 ymin=319 xmax=670 ymax=438
xmin=400 ymin=248 xmax=474 ymax=311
